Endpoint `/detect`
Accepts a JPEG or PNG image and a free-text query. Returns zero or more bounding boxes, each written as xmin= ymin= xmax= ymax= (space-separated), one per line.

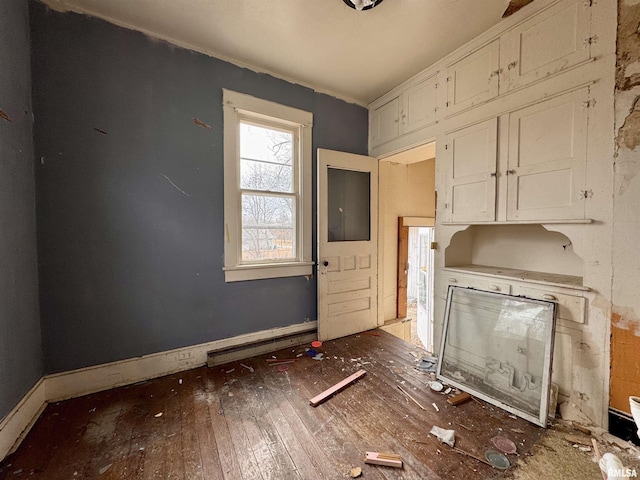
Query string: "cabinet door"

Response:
xmin=506 ymin=88 xmax=588 ymax=221
xmin=445 ymin=118 xmax=498 ymax=222
xmin=402 ymin=74 xmax=438 ymax=134
xmin=370 ymin=96 xmax=400 ymax=148
xmin=503 ymin=0 xmax=591 ymax=90
xmin=446 ymin=39 xmax=500 ymax=116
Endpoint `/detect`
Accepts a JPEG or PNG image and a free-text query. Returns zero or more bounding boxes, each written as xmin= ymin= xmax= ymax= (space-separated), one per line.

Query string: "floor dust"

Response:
xmin=507 ymin=423 xmax=640 ymax=480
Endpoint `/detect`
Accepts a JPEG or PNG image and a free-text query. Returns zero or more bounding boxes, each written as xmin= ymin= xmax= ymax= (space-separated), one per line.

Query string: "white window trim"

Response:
xmin=222 ymin=89 xmax=313 ymax=282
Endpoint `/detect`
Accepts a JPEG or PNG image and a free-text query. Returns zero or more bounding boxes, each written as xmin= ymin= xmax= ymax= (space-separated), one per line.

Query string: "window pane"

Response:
xmin=241 ymin=194 xmax=296 ymax=261
xmin=240 ymin=122 xmax=293 ymax=193
xmin=327 ymin=168 xmax=370 ymax=242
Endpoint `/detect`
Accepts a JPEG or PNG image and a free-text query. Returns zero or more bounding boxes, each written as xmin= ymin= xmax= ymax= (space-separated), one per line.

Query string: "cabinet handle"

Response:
xmin=542 ymin=294 xmax=557 ymax=301
xmin=506 ymin=169 xmax=516 ymax=175
xmin=448 ymin=278 xmax=458 ymax=283
xmin=507 ymin=61 xmax=518 ymax=70
xmin=488 ymin=285 xmax=500 ymax=291
xmin=490 ymin=172 xmax=497 ymax=177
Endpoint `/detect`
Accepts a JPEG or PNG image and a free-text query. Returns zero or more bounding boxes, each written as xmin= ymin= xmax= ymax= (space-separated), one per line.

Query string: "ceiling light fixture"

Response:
xmin=343 ymin=0 xmax=383 ymax=11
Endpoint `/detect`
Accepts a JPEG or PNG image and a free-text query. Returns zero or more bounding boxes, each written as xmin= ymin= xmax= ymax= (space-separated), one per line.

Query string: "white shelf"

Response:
xmin=442 ymin=264 xmax=589 ymax=291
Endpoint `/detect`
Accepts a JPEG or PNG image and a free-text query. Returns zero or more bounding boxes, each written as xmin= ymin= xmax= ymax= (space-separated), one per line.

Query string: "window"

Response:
xmin=223 ymin=89 xmax=313 ymax=282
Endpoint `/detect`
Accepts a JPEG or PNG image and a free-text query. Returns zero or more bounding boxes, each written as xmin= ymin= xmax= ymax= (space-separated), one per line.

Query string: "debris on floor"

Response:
xmin=349 ymin=466 xmax=362 ymax=477
xmin=397 ymin=384 xmax=426 ymax=410
xmin=309 ymin=369 xmax=366 ymax=407
xmin=364 ymin=451 xmax=403 ymax=468
xmin=416 ymin=355 xmax=437 ymax=372
xmin=447 ymin=391 xmax=472 ymax=406
xmin=430 ymin=426 xmax=455 ymax=447
xmin=491 ymin=435 xmax=517 ymax=454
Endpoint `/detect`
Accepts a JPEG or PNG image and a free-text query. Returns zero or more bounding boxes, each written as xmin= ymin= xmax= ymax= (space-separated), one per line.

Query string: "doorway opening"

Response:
xmin=377 ymin=142 xmax=436 ymax=351
xmin=412 ymin=226 xmax=435 ymax=352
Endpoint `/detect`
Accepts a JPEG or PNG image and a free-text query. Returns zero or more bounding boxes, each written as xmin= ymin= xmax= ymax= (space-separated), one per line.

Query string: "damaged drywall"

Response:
xmin=610 ymin=0 xmax=640 ymax=416
xmin=616 ymin=0 xmax=640 ymax=91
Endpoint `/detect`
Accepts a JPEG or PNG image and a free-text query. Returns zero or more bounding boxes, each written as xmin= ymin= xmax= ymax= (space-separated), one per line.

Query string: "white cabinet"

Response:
xmin=445 ymin=40 xmax=501 ymax=116
xmin=370 ymin=96 xmax=401 ymax=148
xmin=444 ymin=87 xmax=590 ymax=223
xmin=370 ymin=73 xmax=438 ymax=149
xmin=440 ymin=267 xmax=588 ymax=326
xmin=402 ymin=74 xmax=438 ymax=134
xmin=444 ymin=0 xmax=592 ymax=117
xmin=506 ymin=88 xmax=589 ymax=221
xmin=444 ymin=118 xmax=498 ymax=223
xmin=502 ymin=0 xmax=592 ymax=91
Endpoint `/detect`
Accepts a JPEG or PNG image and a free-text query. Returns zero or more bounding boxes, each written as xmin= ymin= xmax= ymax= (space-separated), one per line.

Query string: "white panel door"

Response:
xmin=445 ymin=118 xmax=498 ymax=222
xmin=503 ymin=0 xmax=592 ymax=91
xmin=506 ymin=88 xmax=589 ymax=220
xmin=318 ymin=149 xmax=378 ymax=341
xmin=446 ymin=39 xmax=500 ymax=116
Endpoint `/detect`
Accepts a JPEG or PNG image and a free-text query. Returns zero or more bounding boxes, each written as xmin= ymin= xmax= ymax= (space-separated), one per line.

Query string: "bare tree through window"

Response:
xmin=240 ymin=122 xmax=297 ymax=261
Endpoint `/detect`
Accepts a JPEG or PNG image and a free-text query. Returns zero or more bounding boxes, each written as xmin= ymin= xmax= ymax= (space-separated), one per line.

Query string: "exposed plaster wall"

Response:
xmin=610 ymin=0 xmax=640 ymax=414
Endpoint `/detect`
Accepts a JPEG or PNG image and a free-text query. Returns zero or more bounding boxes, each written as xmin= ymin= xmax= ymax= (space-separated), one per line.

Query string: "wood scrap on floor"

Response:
xmin=447 ymin=391 xmax=472 ymax=406
xmin=397 ymin=385 xmax=426 ymax=410
xmin=309 ymin=369 xmax=366 ymax=407
xmin=364 ymin=451 xmax=403 ymax=468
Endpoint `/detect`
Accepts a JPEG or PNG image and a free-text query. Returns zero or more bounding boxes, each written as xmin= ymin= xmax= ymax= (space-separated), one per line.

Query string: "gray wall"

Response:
xmin=29 ymin=2 xmax=369 ymax=374
xmin=0 ymin=0 xmax=43 ymax=418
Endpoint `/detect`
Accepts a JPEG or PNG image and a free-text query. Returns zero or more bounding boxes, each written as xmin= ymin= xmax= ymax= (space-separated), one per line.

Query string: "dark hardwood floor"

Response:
xmin=0 ymin=330 xmax=545 ymax=479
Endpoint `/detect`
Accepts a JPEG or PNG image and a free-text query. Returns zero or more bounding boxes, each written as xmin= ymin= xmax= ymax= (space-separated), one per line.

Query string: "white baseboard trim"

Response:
xmin=0 ymin=378 xmax=47 ymax=460
xmin=46 ymin=321 xmax=318 ymax=402
xmin=0 ymin=321 xmax=317 ymax=461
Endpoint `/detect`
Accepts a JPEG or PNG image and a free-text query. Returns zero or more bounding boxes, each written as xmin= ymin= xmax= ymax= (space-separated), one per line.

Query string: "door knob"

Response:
xmin=323 ymin=260 xmax=329 ymax=267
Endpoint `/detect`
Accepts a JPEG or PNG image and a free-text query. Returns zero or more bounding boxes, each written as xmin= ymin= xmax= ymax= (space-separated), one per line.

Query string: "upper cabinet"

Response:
xmin=505 ymin=88 xmax=589 ymax=221
xmin=501 ymin=0 xmax=592 ymax=91
xmin=445 ymin=118 xmax=498 ymax=223
xmin=444 ymin=0 xmax=592 ymax=117
xmin=445 ymin=40 xmax=501 ymax=116
xmin=443 ymin=87 xmax=590 ymax=223
xmin=370 ymin=73 xmax=437 ymax=149
xmin=403 ymin=74 xmax=438 ymax=134
xmin=370 ymin=96 xmax=401 ymax=148
xmin=369 ymin=0 xmax=595 ymax=156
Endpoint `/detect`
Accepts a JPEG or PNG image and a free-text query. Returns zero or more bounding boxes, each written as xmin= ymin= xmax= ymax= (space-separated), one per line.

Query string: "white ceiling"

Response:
xmin=43 ymin=0 xmax=512 ymax=105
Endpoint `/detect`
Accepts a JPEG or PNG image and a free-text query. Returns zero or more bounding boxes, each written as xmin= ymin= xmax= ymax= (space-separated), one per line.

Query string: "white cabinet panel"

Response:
xmin=370 ymin=96 xmax=400 ymax=148
xmin=445 ymin=118 xmax=498 ymax=222
xmin=446 ymin=40 xmax=500 ymax=116
xmin=552 ymin=324 xmax=583 ymax=397
xmin=506 ymin=88 xmax=588 ymax=220
xmin=503 ymin=0 xmax=591 ymax=90
xmin=370 ymin=74 xmax=438 ymax=149
xmin=517 ymin=285 xmax=586 ymax=325
xmin=402 ymin=74 xmax=438 ymax=134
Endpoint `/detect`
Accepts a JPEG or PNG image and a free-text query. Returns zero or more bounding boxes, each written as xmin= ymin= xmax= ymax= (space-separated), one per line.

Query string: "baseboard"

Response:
xmin=46 ymin=321 xmax=317 ymax=402
xmin=0 ymin=378 xmax=47 ymax=460
xmin=0 ymin=321 xmax=317 ymax=461
xmin=609 ymin=408 xmax=640 ymax=446
xmin=207 ymin=331 xmax=317 ymax=366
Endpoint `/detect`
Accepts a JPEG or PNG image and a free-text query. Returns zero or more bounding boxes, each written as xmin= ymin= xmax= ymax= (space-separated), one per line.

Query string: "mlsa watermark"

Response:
xmin=607 ymin=468 xmax=638 ymax=478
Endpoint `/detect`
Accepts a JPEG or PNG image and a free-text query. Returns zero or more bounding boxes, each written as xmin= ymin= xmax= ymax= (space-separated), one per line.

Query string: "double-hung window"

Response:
xmin=222 ymin=89 xmax=313 ymax=282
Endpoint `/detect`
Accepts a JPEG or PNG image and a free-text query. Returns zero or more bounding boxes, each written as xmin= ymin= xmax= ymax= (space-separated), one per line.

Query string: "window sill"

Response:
xmin=223 ymin=262 xmax=314 ymax=282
